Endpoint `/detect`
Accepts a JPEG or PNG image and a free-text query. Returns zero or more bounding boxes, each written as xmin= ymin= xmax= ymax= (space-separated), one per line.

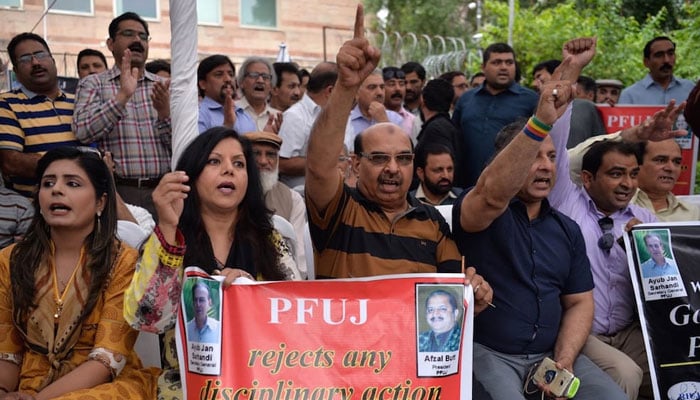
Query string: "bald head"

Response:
xmin=355 ymin=122 xmax=412 ymax=155
xmin=353 ymin=123 xmax=414 ymax=212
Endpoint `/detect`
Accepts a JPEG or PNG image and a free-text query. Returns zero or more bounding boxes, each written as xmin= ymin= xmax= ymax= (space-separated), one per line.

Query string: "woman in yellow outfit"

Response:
xmin=0 ymin=147 xmax=158 ymax=399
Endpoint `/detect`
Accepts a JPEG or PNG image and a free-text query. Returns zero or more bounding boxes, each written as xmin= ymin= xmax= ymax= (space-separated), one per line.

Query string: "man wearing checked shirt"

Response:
xmin=73 ymin=12 xmax=170 ymax=217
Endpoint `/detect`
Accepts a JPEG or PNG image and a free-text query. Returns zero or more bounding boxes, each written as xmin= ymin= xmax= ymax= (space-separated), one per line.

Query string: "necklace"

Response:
xmin=50 ymin=255 xmax=82 ymax=320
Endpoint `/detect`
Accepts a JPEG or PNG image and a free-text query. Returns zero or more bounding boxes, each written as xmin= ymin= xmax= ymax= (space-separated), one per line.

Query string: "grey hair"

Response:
xmin=237 ymin=56 xmax=277 ymax=87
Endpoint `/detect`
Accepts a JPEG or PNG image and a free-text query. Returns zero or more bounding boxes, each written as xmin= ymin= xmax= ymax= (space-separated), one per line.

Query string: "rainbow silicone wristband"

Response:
xmin=523 ymin=116 xmax=552 ymax=142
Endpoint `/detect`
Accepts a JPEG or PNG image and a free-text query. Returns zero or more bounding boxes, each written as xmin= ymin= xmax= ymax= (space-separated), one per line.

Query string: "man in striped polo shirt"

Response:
xmin=304 ymin=5 xmax=493 ymax=313
xmin=0 ymin=33 xmax=79 ymax=197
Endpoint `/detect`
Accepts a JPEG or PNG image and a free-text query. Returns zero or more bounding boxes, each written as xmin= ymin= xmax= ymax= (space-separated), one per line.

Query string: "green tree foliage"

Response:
xmin=365 ymin=0 xmax=700 ymax=85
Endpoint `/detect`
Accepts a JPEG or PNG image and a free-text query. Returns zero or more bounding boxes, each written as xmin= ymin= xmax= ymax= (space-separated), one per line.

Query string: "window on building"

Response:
xmin=241 ymin=0 xmax=276 ymax=28
xmin=49 ymin=0 xmax=92 ymax=14
xmin=115 ymin=0 xmax=157 ymax=20
xmin=0 ymin=0 xmax=21 ymax=8
xmin=197 ymin=0 xmax=220 ymax=25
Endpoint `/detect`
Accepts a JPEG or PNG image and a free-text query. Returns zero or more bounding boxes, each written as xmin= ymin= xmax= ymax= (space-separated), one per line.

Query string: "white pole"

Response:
xmin=169 ymin=0 xmax=199 ymax=170
xmin=508 ymin=0 xmax=514 ymax=46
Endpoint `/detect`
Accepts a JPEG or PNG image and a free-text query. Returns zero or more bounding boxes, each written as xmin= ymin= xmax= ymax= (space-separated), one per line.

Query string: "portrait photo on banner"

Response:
xmin=415 ymin=284 xmax=465 ymax=378
xmin=182 ymin=276 xmax=223 ymax=375
xmin=632 ymin=228 xmax=686 ymax=301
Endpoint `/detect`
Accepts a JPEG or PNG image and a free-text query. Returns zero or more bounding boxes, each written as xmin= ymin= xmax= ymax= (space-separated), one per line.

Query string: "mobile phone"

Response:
xmin=531 ymin=357 xmax=580 ymax=398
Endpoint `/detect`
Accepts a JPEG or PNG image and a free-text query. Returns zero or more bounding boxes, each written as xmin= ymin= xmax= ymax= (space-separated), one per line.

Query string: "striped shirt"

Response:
xmin=0 ymin=187 xmax=33 ymax=249
xmin=0 ymin=88 xmax=79 ymax=197
xmin=73 ymin=66 xmax=171 ymax=179
xmin=306 ymin=179 xmax=461 ymax=278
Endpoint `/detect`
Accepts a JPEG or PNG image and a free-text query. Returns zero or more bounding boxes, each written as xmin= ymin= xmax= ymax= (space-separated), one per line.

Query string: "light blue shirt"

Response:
xmin=348 ymin=104 xmax=404 ymax=138
xmin=198 ymin=96 xmax=257 ymax=134
xmin=186 ymin=316 xmax=220 ymax=343
xmin=619 ymin=74 xmax=695 ymax=105
xmin=640 ymin=257 xmax=678 ymax=278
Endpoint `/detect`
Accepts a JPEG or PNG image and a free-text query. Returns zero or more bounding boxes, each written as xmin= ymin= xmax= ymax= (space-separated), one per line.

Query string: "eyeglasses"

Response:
xmin=117 ymin=29 xmax=150 ymax=41
xmin=382 ymin=69 xmax=405 ymax=81
xmin=17 ymin=51 xmax=51 ymax=65
xmin=338 ymin=155 xmax=351 ymax=162
xmin=359 ymin=152 xmax=414 ymax=166
xmin=245 ymin=72 xmax=272 ymax=81
xmin=597 ymin=217 xmax=615 ymax=252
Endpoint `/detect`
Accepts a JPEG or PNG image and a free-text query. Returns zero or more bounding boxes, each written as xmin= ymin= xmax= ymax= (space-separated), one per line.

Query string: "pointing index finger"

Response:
xmin=354 ymin=4 xmax=365 ymax=39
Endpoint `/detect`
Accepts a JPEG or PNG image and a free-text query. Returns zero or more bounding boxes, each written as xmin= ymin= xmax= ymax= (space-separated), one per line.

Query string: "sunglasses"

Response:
xmin=597 ymin=217 xmax=615 ymax=252
xmin=382 ymin=69 xmax=405 ymax=81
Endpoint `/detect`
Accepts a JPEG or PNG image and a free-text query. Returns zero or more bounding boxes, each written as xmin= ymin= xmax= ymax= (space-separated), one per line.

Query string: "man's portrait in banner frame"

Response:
xmin=416 ymin=285 xmax=464 ymax=353
xmin=183 ymin=278 xmax=222 ymax=344
xmin=633 ymin=228 xmax=679 ymax=279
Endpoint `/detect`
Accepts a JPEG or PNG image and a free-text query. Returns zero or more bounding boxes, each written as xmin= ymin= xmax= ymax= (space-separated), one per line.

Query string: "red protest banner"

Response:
xmin=176 ymin=270 xmax=474 ymax=400
xmin=596 ymin=105 xmax=698 ymax=196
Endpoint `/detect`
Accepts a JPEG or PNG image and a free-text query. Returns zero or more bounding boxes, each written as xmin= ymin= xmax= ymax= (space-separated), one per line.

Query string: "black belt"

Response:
xmin=114 ymin=176 xmax=162 ymax=188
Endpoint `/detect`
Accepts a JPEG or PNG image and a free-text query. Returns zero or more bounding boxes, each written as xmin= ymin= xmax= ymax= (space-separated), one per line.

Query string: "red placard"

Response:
xmin=176 ymin=269 xmax=474 ymax=400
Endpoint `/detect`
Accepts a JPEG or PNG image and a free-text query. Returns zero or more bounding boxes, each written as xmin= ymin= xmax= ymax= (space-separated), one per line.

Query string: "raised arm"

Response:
xmin=459 ymin=80 xmax=571 ymax=232
xmin=305 ymin=5 xmax=380 ymax=212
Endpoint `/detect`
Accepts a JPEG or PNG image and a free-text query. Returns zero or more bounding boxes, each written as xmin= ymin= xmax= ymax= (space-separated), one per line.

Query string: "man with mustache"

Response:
xmin=452 ymin=42 xmax=538 ymax=188
xmin=197 ymin=54 xmax=256 ymax=135
xmin=237 ymin=57 xmax=281 ymax=132
xmin=305 ymin=5 xmax=492 ymax=306
xmin=247 ymin=131 xmax=308 ymax=278
xmin=0 ymin=33 xmax=79 ymax=197
xmin=73 ymin=12 xmax=171 ymax=217
xmin=410 ymin=143 xmax=461 ymax=206
xmin=453 ymin=38 xmax=626 ymax=400
xmin=382 ymin=66 xmax=416 ymax=142
xmin=619 ymin=36 xmax=694 ymax=105
xmin=543 ymin=41 xmax=687 ymax=397
xmin=453 ymin=38 xmax=648 ymax=399
xmin=346 ymin=70 xmax=404 ymax=150
xmin=568 ymin=134 xmax=699 ymax=222
xmin=418 ymin=290 xmax=462 ymax=352
xmin=270 ymin=62 xmax=301 ymax=112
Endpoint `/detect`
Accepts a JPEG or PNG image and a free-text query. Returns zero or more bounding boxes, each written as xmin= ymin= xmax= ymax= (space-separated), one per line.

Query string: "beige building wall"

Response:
xmin=0 ymin=0 xmax=357 ymax=78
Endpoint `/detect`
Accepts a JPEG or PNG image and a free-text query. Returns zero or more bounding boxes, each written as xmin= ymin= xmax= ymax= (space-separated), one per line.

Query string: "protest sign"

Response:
xmin=626 ymin=222 xmax=700 ymax=400
xmin=176 ymin=269 xmax=474 ymax=400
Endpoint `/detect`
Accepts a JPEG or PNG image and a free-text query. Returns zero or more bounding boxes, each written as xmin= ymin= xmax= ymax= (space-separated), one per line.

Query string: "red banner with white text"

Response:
xmin=596 ymin=105 xmax=697 ymax=195
xmin=176 ymin=269 xmax=474 ymax=400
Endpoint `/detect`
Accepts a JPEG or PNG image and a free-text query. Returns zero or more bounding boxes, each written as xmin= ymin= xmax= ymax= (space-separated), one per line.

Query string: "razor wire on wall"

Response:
xmin=323 ymin=27 xmax=483 ymax=78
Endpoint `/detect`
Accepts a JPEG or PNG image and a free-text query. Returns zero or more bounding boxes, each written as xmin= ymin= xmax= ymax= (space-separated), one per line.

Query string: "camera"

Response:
xmin=531 ymin=357 xmax=580 ymax=398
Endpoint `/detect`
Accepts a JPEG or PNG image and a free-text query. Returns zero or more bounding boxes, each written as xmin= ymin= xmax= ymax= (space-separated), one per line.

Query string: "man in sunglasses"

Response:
xmin=73 ymin=12 xmax=170 ymax=217
xmin=453 ymin=38 xmax=626 ymax=400
xmin=0 ymin=33 xmax=79 ymax=198
xmin=382 ymin=66 xmax=416 ymax=142
xmin=544 ymin=49 xmax=687 ymax=400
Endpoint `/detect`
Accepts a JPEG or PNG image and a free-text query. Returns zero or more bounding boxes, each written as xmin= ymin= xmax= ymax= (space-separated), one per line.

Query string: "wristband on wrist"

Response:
xmin=523 ymin=116 xmax=552 ymax=142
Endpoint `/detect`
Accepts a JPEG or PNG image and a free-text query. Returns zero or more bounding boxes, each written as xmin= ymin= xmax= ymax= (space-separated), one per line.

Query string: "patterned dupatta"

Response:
xmin=13 ymin=244 xmax=118 ymax=390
